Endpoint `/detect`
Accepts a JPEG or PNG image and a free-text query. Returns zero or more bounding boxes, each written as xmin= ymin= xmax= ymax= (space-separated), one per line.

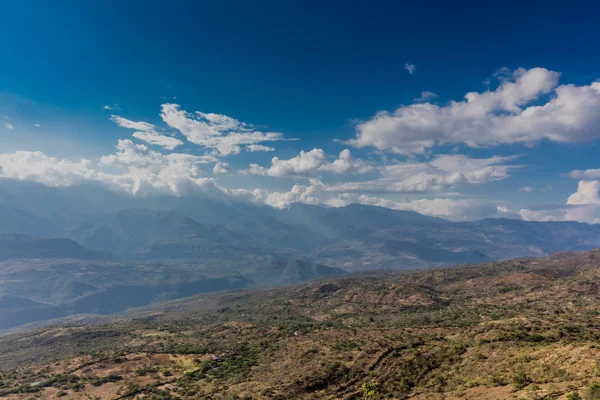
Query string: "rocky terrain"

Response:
xmin=2 ymin=250 xmax=600 ymax=399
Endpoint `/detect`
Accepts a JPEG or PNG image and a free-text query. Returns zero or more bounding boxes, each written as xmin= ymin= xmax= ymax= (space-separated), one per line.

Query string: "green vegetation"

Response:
xmin=2 ymin=250 xmax=600 ymax=398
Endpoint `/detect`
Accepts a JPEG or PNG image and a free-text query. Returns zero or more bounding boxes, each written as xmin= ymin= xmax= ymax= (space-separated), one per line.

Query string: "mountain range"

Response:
xmin=3 ymin=179 xmax=600 ymax=271
xmin=3 ymin=178 xmax=600 ymax=329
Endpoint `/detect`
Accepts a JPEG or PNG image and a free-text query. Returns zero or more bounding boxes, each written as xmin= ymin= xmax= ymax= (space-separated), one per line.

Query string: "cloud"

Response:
xmin=326 ymin=154 xmax=519 ymax=194
xmin=212 ymin=161 xmax=229 ymax=174
xmin=415 ymin=91 xmax=438 ymax=102
xmin=355 ymin=195 xmax=507 ymax=221
xmin=5 ymin=123 xmax=14 ymax=130
xmin=111 ymin=115 xmax=183 ymax=150
xmin=110 ymin=115 xmax=155 ymax=132
xmin=518 ymin=178 xmax=600 ymax=223
xmin=0 ymin=140 xmax=221 ymax=196
xmin=238 ymin=179 xmax=509 ymax=220
xmin=34 ymin=123 xmax=42 ymax=128
xmin=247 ymin=148 xmax=372 ymax=177
xmin=346 ymin=67 xmax=600 ymax=154
xmin=103 ymin=104 xmax=120 ymax=111
xmin=519 ymin=184 xmax=552 ymax=193
xmin=131 ymin=131 xmax=184 ymax=151
xmin=570 ymin=169 xmax=600 ymax=179
xmin=160 ymin=104 xmax=286 ymax=156
xmin=247 ymin=144 xmax=275 ymax=152
xmin=405 ymin=63 xmax=416 ymax=75
xmin=0 ymin=151 xmax=97 ymax=186
xmin=567 ymin=180 xmax=600 ymax=205
xmin=519 ymin=205 xmax=600 ymax=224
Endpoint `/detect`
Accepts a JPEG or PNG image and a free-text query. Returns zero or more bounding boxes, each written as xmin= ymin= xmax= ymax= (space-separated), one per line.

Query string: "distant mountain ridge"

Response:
xmin=3 ymin=179 xmax=600 ymax=270
xmin=0 ymin=234 xmax=112 ymax=261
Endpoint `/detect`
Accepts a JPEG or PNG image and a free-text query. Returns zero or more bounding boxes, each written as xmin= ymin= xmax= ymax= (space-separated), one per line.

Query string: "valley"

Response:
xmin=1 ymin=250 xmax=600 ymax=399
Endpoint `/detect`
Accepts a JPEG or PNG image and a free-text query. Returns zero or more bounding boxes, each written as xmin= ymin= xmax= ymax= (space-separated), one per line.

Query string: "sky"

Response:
xmin=2 ymin=0 xmax=600 ymax=222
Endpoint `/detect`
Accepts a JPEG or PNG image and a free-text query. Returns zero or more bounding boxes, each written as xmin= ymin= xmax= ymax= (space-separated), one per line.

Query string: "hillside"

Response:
xmin=0 ymin=256 xmax=342 ymax=330
xmin=2 ymin=250 xmax=600 ymax=399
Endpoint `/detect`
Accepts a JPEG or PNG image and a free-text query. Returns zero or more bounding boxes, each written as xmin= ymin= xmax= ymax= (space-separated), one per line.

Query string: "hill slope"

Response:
xmin=2 ymin=250 xmax=600 ymax=399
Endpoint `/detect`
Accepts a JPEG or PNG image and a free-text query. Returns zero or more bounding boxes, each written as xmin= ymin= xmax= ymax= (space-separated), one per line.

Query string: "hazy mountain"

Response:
xmin=71 ymin=208 xmax=268 ymax=258
xmin=0 ymin=234 xmax=111 ymax=261
xmin=4 ymin=180 xmax=600 ymax=270
xmin=0 ymin=206 xmax=56 ymax=237
xmin=0 ymin=258 xmax=252 ymax=329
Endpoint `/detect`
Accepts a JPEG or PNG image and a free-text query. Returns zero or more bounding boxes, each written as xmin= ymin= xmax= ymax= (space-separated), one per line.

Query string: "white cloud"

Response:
xmin=405 ymin=63 xmax=416 ymax=75
xmin=518 ymin=179 xmax=600 ymax=223
xmin=520 ymin=186 xmax=534 ymax=192
xmin=110 ymin=115 xmax=155 ymax=132
xmin=346 ymin=67 xmax=600 ymax=154
xmin=415 ymin=91 xmax=438 ymax=102
xmin=111 ymin=114 xmax=183 ymax=150
xmin=97 ymin=140 xmax=218 ymax=195
xmin=567 ymin=180 xmax=600 ymax=205
xmin=34 ymin=123 xmax=42 ymax=128
xmin=160 ymin=104 xmax=286 ymax=156
xmin=0 ymin=151 xmax=96 ymax=186
xmin=519 ymin=205 xmax=600 ymax=224
xmin=326 ymin=154 xmax=518 ymax=194
xmin=212 ymin=161 xmax=229 ymax=174
xmin=104 ymin=104 xmax=120 ymax=111
xmin=247 ymin=144 xmax=275 ymax=152
xmin=247 ymin=148 xmax=372 ymax=177
xmin=570 ymin=169 xmax=600 ymax=179
xmin=5 ymin=123 xmax=14 ymax=130
xmin=0 ymin=140 xmax=221 ymax=196
xmin=131 ymin=131 xmax=184 ymax=150
xmin=355 ymin=195 xmax=506 ymax=220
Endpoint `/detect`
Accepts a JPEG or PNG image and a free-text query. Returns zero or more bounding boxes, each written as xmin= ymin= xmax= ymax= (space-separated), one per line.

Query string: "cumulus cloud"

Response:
xmin=326 ymin=154 xmax=519 ymax=194
xmin=405 ymin=63 xmax=416 ymax=75
xmin=567 ymin=180 xmax=600 ymax=205
xmin=415 ymin=91 xmax=438 ymax=102
xmin=519 ymin=205 xmax=600 ymax=224
xmin=212 ymin=161 xmax=229 ymax=174
xmin=0 ymin=151 xmax=97 ymax=186
xmin=0 ymin=141 xmax=220 ymax=196
xmin=355 ymin=195 xmax=506 ymax=220
xmin=517 ymin=178 xmax=600 ymax=223
xmin=247 ymin=148 xmax=372 ymax=177
xmin=111 ymin=115 xmax=183 ymax=150
xmin=346 ymin=67 xmax=600 ymax=154
xmin=5 ymin=123 xmax=14 ymax=130
xmin=160 ymin=104 xmax=286 ymax=156
xmin=570 ymin=169 xmax=600 ymax=179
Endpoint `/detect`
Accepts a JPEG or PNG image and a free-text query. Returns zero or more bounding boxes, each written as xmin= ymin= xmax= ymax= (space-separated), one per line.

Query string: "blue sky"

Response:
xmin=2 ymin=0 xmax=600 ymax=221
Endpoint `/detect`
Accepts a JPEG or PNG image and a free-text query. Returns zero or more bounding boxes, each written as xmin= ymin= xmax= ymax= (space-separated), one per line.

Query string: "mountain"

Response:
xmin=0 ymin=256 xmax=343 ymax=329
xmin=2 ymin=250 xmax=600 ymax=399
xmin=0 ymin=206 xmax=56 ymax=237
xmin=4 ymin=179 xmax=600 ymax=270
xmin=71 ymin=208 xmax=267 ymax=259
xmin=0 ymin=234 xmax=111 ymax=261
xmin=0 ymin=258 xmax=252 ymax=329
